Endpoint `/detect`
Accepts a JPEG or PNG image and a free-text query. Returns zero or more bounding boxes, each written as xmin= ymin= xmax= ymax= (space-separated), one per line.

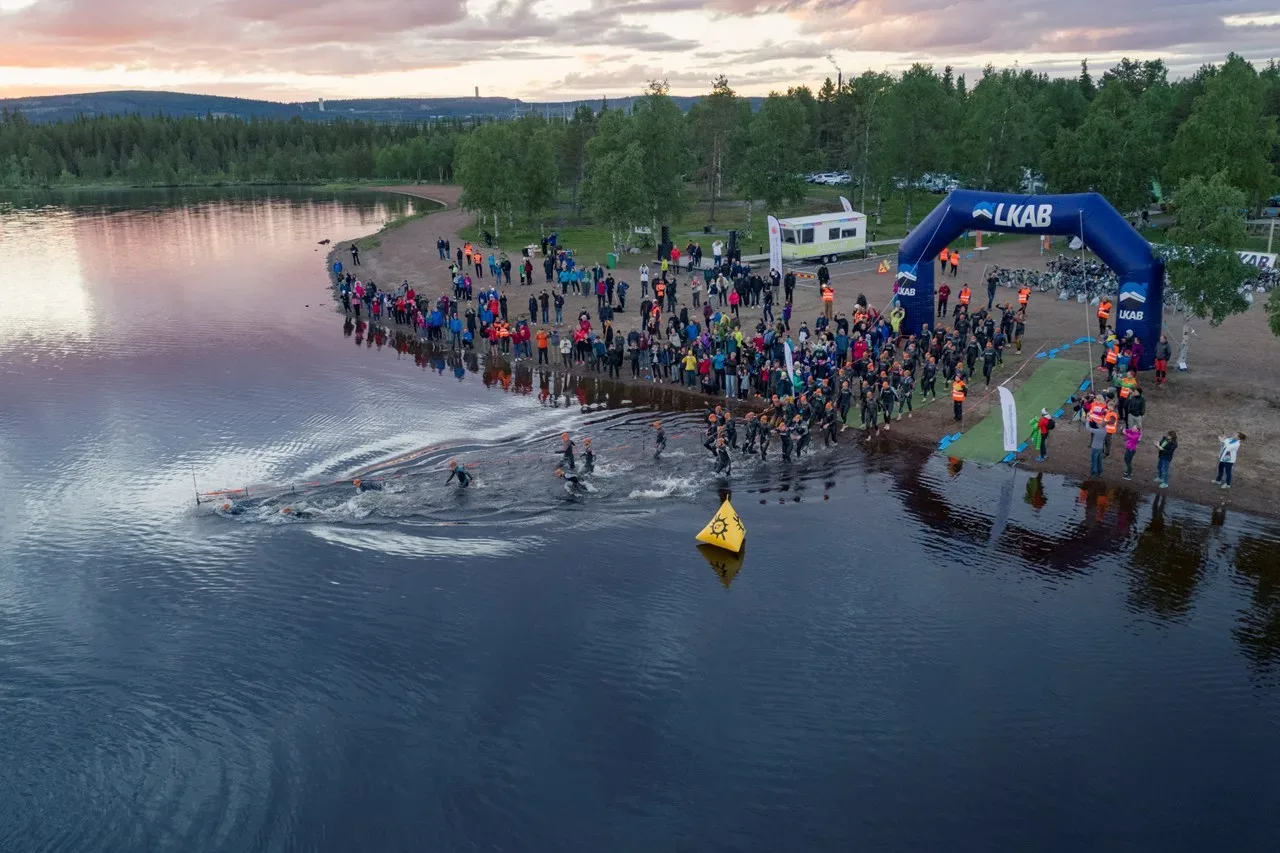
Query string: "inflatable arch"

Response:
xmin=895 ymin=191 xmax=1164 ymax=370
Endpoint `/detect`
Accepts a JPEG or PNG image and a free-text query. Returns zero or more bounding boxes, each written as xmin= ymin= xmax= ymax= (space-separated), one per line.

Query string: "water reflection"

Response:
xmin=1233 ymin=534 xmax=1280 ymax=679
xmin=1128 ymin=495 xmax=1210 ymax=621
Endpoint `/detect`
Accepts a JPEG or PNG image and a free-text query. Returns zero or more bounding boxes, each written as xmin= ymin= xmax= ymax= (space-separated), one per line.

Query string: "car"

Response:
xmin=1263 ymin=195 xmax=1280 ymax=218
xmin=808 ymin=172 xmax=836 ymax=184
xmin=828 ymin=173 xmax=853 ymax=186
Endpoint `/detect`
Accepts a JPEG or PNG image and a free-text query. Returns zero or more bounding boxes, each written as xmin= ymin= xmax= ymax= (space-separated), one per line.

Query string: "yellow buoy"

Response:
xmin=695 ymin=499 xmax=746 ymax=554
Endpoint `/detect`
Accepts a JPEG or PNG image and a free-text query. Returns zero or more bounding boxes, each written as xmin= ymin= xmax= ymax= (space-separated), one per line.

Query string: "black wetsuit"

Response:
xmin=563 ymin=474 xmax=587 ymax=494
xmin=356 ymin=481 xmax=383 ymax=493
xmin=583 ymin=449 xmax=595 ymax=474
xmin=742 ymin=420 xmax=758 ymax=455
xmin=824 ymin=411 xmax=840 ymax=446
xmin=654 ymin=429 xmax=667 ymax=459
xmin=446 ymin=468 xmax=472 ymax=487
xmin=758 ymin=426 xmax=771 ymax=462
xmin=703 ymin=423 xmax=718 ymax=456
xmin=561 ymin=440 xmax=576 ymax=470
xmin=725 ymin=418 xmax=738 ymax=449
xmin=715 ymin=446 xmax=732 ymax=475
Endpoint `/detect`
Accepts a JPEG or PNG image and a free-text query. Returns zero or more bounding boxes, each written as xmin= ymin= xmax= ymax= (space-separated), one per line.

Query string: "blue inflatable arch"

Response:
xmin=895 ymin=190 xmax=1164 ymax=370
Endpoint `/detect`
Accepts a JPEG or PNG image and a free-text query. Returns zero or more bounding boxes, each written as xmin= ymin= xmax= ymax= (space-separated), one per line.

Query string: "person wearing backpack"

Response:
xmin=1036 ymin=408 xmax=1055 ymax=462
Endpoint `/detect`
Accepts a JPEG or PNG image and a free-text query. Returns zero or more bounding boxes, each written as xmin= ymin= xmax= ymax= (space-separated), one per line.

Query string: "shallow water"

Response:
xmin=2 ymin=188 xmax=1279 ymax=852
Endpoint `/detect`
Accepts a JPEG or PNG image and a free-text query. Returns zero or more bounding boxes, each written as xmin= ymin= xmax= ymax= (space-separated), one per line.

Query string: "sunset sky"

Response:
xmin=0 ymin=0 xmax=1277 ymax=102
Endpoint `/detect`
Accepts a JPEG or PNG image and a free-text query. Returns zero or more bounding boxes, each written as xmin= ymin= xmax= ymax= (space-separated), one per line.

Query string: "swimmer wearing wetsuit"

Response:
xmin=352 ymin=478 xmax=382 ymax=492
xmin=555 ymin=467 xmax=587 ymax=494
xmin=559 ymin=432 xmax=576 ymax=470
xmin=714 ymin=437 xmax=732 ymax=476
xmin=582 ymin=438 xmax=595 ymax=474
xmin=446 ymin=459 xmax=472 ymax=487
xmin=653 ymin=421 xmax=667 ymax=459
xmin=218 ymin=502 xmax=245 ymax=516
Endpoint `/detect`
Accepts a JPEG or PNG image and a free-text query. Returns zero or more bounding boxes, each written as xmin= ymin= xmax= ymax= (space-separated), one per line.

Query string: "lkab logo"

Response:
xmin=1118 ymin=281 xmax=1147 ymax=321
xmin=973 ymin=201 xmax=1053 ymax=229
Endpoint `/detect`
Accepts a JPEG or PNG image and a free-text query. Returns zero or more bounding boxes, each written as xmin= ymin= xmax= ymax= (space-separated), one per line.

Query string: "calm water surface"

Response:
xmin=2 ymin=189 xmax=1279 ymax=853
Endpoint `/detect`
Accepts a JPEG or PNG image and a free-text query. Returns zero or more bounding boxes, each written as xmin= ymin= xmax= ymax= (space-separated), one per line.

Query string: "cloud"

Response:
xmin=0 ymin=0 xmax=1275 ymax=99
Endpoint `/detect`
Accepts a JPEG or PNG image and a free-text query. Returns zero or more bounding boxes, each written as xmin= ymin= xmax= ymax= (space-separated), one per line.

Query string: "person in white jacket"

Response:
xmin=639 ymin=263 xmax=650 ymax=297
xmin=1214 ymin=432 xmax=1245 ymax=489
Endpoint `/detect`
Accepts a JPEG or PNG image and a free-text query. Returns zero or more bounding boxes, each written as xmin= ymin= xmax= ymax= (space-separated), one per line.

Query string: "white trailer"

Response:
xmin=777 ymin=210 xmax=868 ymax=264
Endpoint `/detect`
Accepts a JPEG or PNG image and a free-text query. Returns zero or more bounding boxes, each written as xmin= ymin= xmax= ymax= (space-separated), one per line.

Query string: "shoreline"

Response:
xmin=321 ymin=185 xmax=1280 ymax=521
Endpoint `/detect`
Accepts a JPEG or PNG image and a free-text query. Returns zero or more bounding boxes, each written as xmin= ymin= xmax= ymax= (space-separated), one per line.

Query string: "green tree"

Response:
xmin=1161 ymin=171 xmax=1254 ymax=366
xmin=959 ymin=66 xmax=1036 ymax=191
xmin=517 ymin=121 xmax=558 ymax=228
xmin=737 ymin=93 xmax=812 ymax=239
xmin=558 ymin=104 xmax=597 ymax=215
xmin=688 ymin=75 xmax=750 ymax=224
xmin=456 ymin=122 xmax=513 ymax=236
xmin=1165 ymin=54 xmax=1280 ymax=210
xmin=583 ymin=141 xmax=648 ymax=253
xmin=880 ymin=64 xmax=950 ymax=228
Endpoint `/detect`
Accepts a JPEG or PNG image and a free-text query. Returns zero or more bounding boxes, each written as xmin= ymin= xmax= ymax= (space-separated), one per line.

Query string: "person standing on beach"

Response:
xmin=1088 ymin=421 xmax=1106 ymax=478
xmin=1036 ymin=408 xmax=1053 ymax=462
xmin=1214 ymin=433 xmax=1245 ymax=490
xmin=1155 ymin=430 xmax=1177 ymax=488
xmin=1122 ymin=424 xmax=1141 ymax=480
xmin=350 ymin=243 xmax=361 ymax=265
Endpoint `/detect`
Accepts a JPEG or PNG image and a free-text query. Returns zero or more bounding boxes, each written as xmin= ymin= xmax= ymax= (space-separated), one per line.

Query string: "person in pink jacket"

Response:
xmin=1122 ymin=425 xmax=1142 ymax=480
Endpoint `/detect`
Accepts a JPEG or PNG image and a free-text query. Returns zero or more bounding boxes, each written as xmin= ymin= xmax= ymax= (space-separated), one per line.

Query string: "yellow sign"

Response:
xmin=695 ymin=499 xmax=746 ymax=553
xmin=877 ymin=259 xmax=890 ymax=273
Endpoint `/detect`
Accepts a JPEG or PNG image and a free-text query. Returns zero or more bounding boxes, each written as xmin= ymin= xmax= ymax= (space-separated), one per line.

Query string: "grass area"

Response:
xmin=944 ymin=359 xmax=1088 ymax=463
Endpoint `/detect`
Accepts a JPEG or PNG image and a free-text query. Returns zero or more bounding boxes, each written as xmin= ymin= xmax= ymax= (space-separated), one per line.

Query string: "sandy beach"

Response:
xmin=326 ymin=184 xmax=1280 ymax=519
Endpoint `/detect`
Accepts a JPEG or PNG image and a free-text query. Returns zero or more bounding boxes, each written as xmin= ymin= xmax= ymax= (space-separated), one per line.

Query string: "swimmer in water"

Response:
xmin=714 ymin=436 xmax=733 ymax=476
xmin=653 ymin=421 xmax=667 ymax=460
xmin=352 ymin=478 xmax=383 ymax=493
xmin=559 ymin=432 xmax=576 ymax=470
xmin=555 ymin=467 xmax=587 ymax=493
xmin=218 ymin=501 xmax=245 ymax=516
xmin=446 ymin=459 xmax=472 ymax=488
xmin=582 ymin=438 xmax=595 ymax=474
xmin=280 ymin=506 xmax=315 ymax=519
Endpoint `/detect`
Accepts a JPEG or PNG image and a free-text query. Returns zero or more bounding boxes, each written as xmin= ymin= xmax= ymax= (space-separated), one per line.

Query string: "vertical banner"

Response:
xmin=839 ymin=196 xmax=853 ymax=213
xmin=997 ymin=385 xmax=1018 ymax=453
xmin=767 ymin=215 xmax=783 ymax=276
xmin=784 ymin=340 xmax=796 ymax=385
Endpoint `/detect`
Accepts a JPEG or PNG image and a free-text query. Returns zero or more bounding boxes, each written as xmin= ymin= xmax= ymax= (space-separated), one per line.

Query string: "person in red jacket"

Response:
xmin=937 ymin=282 xmax=951 ymax=317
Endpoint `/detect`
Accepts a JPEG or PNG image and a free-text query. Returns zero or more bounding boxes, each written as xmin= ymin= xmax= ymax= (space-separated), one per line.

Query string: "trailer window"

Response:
xmin=828 ymin=227 xmax=841 ymax=241
xmin=782 ymin=229 xmax=797 ymax=244
xmin=841 ymin=227 xmax=859 ymax=238
xmin=800 ymin=228 xmax=814 ymax=244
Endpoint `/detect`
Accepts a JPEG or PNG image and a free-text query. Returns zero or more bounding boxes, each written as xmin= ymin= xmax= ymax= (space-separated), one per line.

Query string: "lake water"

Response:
xmin=2 ymin=188 xmax=1279 ymax=852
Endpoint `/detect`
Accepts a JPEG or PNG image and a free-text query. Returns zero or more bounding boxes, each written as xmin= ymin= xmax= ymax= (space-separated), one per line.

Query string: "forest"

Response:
xmin=0 ymin=111 xmax=462 ymax=186
xmin=2 ymin=53 xmax=1277 ymax=238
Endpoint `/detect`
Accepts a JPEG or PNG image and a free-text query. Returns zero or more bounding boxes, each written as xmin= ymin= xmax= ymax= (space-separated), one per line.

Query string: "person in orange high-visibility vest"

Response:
xmin=952 ymin=375 xmax=967 ymax=421
xmin=1088 ymin=398 xmax=1107 ymax=428
xmin=954 ymin=284 xmax=971 ymax=319
xmin=939 ymin=248 xmax=950 ymax=274
xmin=821 ymin=284 xmax=835 ymax=320
xmin=1104 ymin=343 xmax=1119 ymax=380
xmin=1103 ymin=407 xmax=1119 ymax=456
xmin=1097 ymin=298 xmax=1112 ymax=337
xmin=949 ymin=248 xmax=960 ymax=278
xmin=1017 ymin=286 xmax=1031 ymax=309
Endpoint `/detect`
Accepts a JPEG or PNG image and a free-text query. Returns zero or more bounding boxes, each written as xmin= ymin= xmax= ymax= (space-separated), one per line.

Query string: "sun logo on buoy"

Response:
xmin=709 ymin=515 xmax=729 ymax=538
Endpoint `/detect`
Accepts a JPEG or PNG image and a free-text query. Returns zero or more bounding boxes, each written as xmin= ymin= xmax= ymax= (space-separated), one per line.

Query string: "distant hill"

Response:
xmin=0 ymin=90 xmax=764 ymax=123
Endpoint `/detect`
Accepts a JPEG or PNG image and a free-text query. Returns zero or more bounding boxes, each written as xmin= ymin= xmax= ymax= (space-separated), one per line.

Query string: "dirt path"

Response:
xmin=324 ymin=187 xmax=1280 ymax=519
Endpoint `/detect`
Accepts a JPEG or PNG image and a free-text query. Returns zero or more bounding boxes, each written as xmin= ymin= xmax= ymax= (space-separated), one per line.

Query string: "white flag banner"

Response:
xmin=767 ymin=215 xmax=783 ymax=276
xmin=839 ymin=195 xmax=853 ymax=213
xmin=998 ymin=385 xmax=1019 ymax=453
xmin=784 ymin=340 xmax=796 ymax=385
